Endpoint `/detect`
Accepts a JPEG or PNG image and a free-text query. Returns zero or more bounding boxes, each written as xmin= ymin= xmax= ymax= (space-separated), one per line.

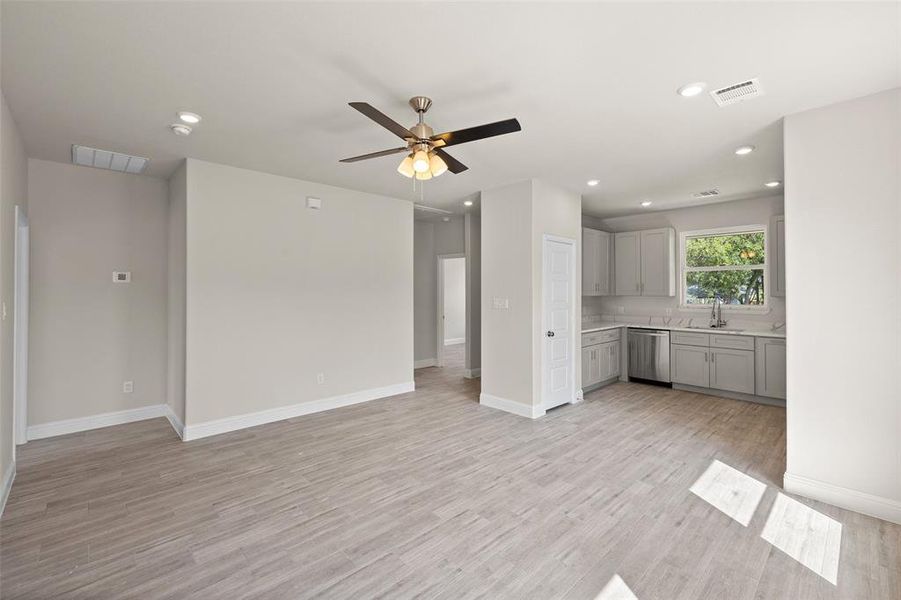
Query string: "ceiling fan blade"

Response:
xmin=349 ymin=102 xmax=416 ymax=140
xmin=433 ymin=148 xmax=468 ymax=174
xmin=339 ymin=147 xmax=409 ymax=163
xmin=431 ymin=118 xmax=521 ymax=147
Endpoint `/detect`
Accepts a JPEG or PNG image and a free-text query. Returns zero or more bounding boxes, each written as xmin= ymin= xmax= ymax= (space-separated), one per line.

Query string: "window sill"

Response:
xmin=679 ymin=304 xmax=772 ymax=314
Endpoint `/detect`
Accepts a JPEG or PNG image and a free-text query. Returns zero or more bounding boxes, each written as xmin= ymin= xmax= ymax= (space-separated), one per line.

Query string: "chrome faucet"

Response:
xmin=710 ymin=296 xmax=727 ymax=328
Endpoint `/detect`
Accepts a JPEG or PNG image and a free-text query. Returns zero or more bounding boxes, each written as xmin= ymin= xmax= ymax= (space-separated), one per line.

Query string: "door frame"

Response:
xmin=13 ymin=205 xmax=29 ymax=447
xmin=436 ymin=253 xmax=465 ymax=367
xmin=541 ymin=234 xmax=577 ymax=410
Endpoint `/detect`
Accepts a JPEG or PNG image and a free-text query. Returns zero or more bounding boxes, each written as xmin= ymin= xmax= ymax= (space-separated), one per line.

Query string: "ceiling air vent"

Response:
xmin=71 ymin=145 xmax=148 ymax=174
xmin=692 ymin=188 xmax=720 ymax=199
xmin=710 ymin=78 xmax=764 ymax=107
xmin=413 ymin=203 xmax=453 ymax=216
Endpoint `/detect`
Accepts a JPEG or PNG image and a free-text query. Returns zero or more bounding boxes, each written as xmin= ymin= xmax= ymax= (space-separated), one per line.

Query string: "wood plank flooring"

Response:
xmin=2 ymin=349 xmax=899 ymax=599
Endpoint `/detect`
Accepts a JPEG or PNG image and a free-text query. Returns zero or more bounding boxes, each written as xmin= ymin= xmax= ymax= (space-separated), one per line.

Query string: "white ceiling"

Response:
xmin=2 ymin=2 xmax=899 ymax=217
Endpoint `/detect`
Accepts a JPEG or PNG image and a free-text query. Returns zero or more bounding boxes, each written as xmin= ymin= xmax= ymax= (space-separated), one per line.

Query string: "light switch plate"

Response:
xmin=306 ymin=196 xmax=322 ymax=209
xmin=113 ymin=271 xmax=131 ymax=283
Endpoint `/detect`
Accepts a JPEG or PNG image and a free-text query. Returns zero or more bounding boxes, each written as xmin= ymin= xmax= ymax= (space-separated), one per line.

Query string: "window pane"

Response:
xmin=686 ymin=269 xmax=765 ymax=305
xmin=685 ymin=232 xmax=765 ymax=267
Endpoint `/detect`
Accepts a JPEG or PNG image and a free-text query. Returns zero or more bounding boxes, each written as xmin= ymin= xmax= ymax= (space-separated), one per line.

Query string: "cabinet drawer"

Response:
xmin=670 ymin=331 xmax=709 ymax=347
xmin=710 ymin=334 xmax=755 ymax=351
xmin=582 ymin=329 xmax=621 ymax=347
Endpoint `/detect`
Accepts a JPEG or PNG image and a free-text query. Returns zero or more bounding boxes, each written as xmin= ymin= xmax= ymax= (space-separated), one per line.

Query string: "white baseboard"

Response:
xmin=164 ymin=406 xmax=185 ymax=440
xmin=183 ymin=381 xmax=415 ymax=441
xmin=464 ymin=368 xmax=481 ymax=379
xmin=414 ymin=358 xmax=436 ymax=369
xmin=27 ymin=404 xmax=169 ymax=441
xmin=784 ymin=471 xmax=901 ymax=525
xmin=444 ymin=338 xmax=465 ymax=346
xmin=1 ymin=460 xmax=15 ymax=517
xmin=479 ymin=393 xmax=545 ymax=419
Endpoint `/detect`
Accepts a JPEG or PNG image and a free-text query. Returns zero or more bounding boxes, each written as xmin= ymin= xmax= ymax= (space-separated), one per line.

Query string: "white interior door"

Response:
xmin=14 ymin=206 xmax=29 ymax=445
xmin=543 ymin=236 xmax=575 ymax=410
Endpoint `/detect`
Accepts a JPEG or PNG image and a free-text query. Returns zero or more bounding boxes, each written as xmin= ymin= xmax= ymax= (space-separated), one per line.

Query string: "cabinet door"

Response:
xmin=597 ymin=230 xmax=612 ymax=295
xmin=710 ymin=349 xmax=755 ymax=394
xmin=640 ymin=228 xmax=675 ymax=296
xmin=755 ymin=338 xmax=786 ymax=399
xmin=770 ymin=216 xmax=786 ymax=297
xmin=671 ymin=344 xmax=710 ymax=387
xmin=582 ymin=228 xmax=600 ymax=296
xmin=614 ymin=232 xmax=641 ymax=296
xmin=603 ymin=341 xmax=619 ymax=379
xmin=581 ymin=346 xmax=593 ymax=387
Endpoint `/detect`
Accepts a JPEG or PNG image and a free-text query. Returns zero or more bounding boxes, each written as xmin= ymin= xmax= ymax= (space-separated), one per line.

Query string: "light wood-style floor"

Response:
xmin=2 ymin=348 xmax=899 ymax=599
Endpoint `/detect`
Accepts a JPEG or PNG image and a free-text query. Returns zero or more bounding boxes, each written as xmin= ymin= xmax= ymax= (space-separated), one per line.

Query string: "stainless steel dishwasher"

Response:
xmin=627 ymin=329 xmax=671 ymax=383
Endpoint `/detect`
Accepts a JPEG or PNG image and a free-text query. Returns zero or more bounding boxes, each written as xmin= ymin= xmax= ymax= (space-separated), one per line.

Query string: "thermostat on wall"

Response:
xmin=113 ymin=271 xmax=131 ymax=283
xmin=306 ymin=196 xmax=322 ymax=210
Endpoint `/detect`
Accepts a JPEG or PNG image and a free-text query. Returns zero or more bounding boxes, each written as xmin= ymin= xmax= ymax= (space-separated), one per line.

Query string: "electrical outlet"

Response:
xmin=317 ymin=373 xmax=325 ymax=384
xmin=123 ymin=381 xmax=134 ymax=393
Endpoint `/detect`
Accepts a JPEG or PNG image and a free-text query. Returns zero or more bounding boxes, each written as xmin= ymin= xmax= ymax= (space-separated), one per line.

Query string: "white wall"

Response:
xmin=442 ymin=257 xmax=465 ymax=344
xmin=167 ymin=162 xmax=186 ymax=426
xmin=413 ymin=217 xmax=464 ymax=364
xmin=588 ymin=195 xmax=785 ymax=326
xmin=464 ymin=213 xmax=481 ymax=374
xmin=783 ymin=88 xmax=901 ymax=523
xmin=27 ymin=159 xmax=169 ymax=425
xmin=184 ymin=159 xmax=413 ymax=426
xmin=1 ymin=90 xmax=28 ymax=505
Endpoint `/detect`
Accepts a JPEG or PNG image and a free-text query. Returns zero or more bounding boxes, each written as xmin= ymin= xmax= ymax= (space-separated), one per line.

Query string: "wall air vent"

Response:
xmin=71 ymin=145 xmax=148 ymax=174
xmin=692 ymin=188 xmax=720 ymax=199
xmin=710 ymin=78 xmax=764 ymax=107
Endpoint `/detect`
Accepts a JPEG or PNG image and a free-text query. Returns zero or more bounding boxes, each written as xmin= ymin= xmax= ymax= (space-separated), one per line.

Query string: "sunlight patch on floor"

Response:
xmin=690 ymin=459 xmax=767 ymax=526
xmin=761 ymin=492 xmax=842 ymax=585
xmin=595 ymin=574 xmax=638 ymax=600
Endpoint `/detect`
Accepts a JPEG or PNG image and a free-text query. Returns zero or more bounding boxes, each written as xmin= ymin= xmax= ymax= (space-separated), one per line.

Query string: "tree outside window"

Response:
xmin=683 ymin=229 xmax=766 ymax=306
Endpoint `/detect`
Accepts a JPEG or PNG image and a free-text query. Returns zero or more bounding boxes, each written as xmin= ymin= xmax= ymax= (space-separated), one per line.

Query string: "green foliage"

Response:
xmin=685 ymin=232 xmax=765 ymax=305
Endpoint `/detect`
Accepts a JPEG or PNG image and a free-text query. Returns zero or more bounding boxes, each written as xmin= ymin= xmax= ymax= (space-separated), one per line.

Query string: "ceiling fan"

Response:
xmin=340 ymin=96 xmax=521 ymax=180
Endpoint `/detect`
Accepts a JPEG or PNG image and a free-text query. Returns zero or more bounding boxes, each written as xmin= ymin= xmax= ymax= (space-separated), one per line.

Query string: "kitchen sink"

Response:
xmin=685 ymin=325 xmax=744 ymax=332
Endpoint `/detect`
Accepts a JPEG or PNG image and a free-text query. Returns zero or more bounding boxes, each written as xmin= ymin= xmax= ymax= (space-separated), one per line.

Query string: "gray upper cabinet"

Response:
xmin=755 ymin=337 xmax=786 ymax=399
xmin=582 ymin=228 xmax=612 ymax=296
xmin=639 ymin=228 xmax=676 ymax=296
xmin=671 ymin=343 xmax=710 ymax=387
xmin=614 ymin=231 xmax=641 ymax=296
xmin=614 ymin=228 xmax=675 ymax=297
xmin=710 ymin=348 xmax=756 ymax=394
xmin=770 ymin=215 xmax=786 ymax=297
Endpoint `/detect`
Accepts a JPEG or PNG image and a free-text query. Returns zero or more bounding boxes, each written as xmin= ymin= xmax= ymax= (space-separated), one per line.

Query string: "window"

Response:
xmin=681 ymin=226 xmax=766 ymax=307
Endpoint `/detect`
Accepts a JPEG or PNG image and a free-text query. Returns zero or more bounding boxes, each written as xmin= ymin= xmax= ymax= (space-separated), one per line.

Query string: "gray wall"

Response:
xmin=27 ymin=159 xmax=169 ymax=425
xmin=589 ymin=195 xmax=785 ymax=326
xmin=464 ymin=213 xmax=481 ymax=374
xmin=1 ymin=90 xmax=28 ymax=496
xmin=166 ymin=162 xmax=186 ymax=425
xmin=184 ymin=159 xmax=413 ymax=425
xmin=783 ymin=88 xmax=901 ymax=523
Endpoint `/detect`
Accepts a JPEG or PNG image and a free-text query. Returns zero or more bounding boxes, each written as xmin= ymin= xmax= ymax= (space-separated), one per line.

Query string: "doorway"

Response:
xmin=542 ymin=235 xmax=576 ymax=411
xmin=437 ymin=254 xmax=466 ymax=369
xmin=13 ymin=206 xmax=29 ymax=446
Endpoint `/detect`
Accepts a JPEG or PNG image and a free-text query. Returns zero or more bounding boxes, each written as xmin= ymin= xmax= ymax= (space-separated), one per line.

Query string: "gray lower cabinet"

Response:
xmin=582 ymin=341 xmax=620 ymax=388
xmin=755 ymin=338 xmax=787 ymax=399
xmin=671 ymin=344 xmax=710 ymax=387
xmin=710 ymin=348 xmax=756 ymax=394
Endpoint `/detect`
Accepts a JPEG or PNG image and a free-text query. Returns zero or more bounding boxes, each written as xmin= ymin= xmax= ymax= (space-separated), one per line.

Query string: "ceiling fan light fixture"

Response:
xmin=415 ymin=169 xmax=432 ymax=181
xmin=412 ymin=149 xmax=430 ymax=173
xmin=429 ymin=152 xmax=448 ymax=177
xmin=397 ymin=155 xmax=415 ymax=178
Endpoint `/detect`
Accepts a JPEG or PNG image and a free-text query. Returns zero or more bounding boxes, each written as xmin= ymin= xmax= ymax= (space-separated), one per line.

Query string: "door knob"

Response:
xmin=546 ymin=331 xmax=555 ymax=337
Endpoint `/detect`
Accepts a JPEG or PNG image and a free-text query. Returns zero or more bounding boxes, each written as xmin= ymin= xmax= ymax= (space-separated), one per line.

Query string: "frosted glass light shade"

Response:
xmin=397 ymin=155 xmax=415 ymax=178
xmin=412 ymin=150 xmax=430 ymax=173
xmin=429 ymin=152 xmax=448 ymax=177
xmin=415 ymin=169 xmax=432 ymax=181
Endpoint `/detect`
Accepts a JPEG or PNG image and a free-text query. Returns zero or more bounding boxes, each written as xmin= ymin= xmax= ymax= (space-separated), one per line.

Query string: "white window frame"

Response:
xmin=679 ymin=224 xmax=770 ymax=312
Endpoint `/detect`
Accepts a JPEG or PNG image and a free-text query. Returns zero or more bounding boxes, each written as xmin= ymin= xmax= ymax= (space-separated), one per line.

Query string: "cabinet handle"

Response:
xmin=705 ymin=352 xmax=708 ymax=362
xmin=711 ymin=352 xmax=715 ymax=363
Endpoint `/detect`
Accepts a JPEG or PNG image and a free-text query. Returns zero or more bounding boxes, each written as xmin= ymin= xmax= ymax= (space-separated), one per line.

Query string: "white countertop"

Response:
xmin=581 ymin=321 xmax=786 ymax=339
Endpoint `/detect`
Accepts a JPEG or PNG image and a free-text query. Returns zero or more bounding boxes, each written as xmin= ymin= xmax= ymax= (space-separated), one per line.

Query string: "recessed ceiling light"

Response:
xmin=641 ymin=200 xmax=653 ymax=207
xmin=177 ymin=111 xmax=201 ymax=124
xmin=677 ymin=82 xmax=707 ymax=97
xmin=463 ymin=200 xmax=473 ymax=206
xmin=764 ymin=180 xmax=782 ymax=188
xmin=734 ymin=145 xmax=755 ymax=156
xmin=442 ymin=217 xmax=451 ymax=222
xmin=587 ymin=179 xmax=600 ymax=187
xmin=170 ymin=124 xmax=192 ymax=136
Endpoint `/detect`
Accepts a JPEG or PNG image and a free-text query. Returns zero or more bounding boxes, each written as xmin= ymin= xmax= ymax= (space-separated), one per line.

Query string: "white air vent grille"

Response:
xmin=413 ymin=203 xmax=453 ymax=215
xmin=71 ymin=145 xmax=148 ymax=174
xmin=710 ymin=78 xmax=764 ymax=107
xmin=692 ymin=188 xmax=720 ymax=198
